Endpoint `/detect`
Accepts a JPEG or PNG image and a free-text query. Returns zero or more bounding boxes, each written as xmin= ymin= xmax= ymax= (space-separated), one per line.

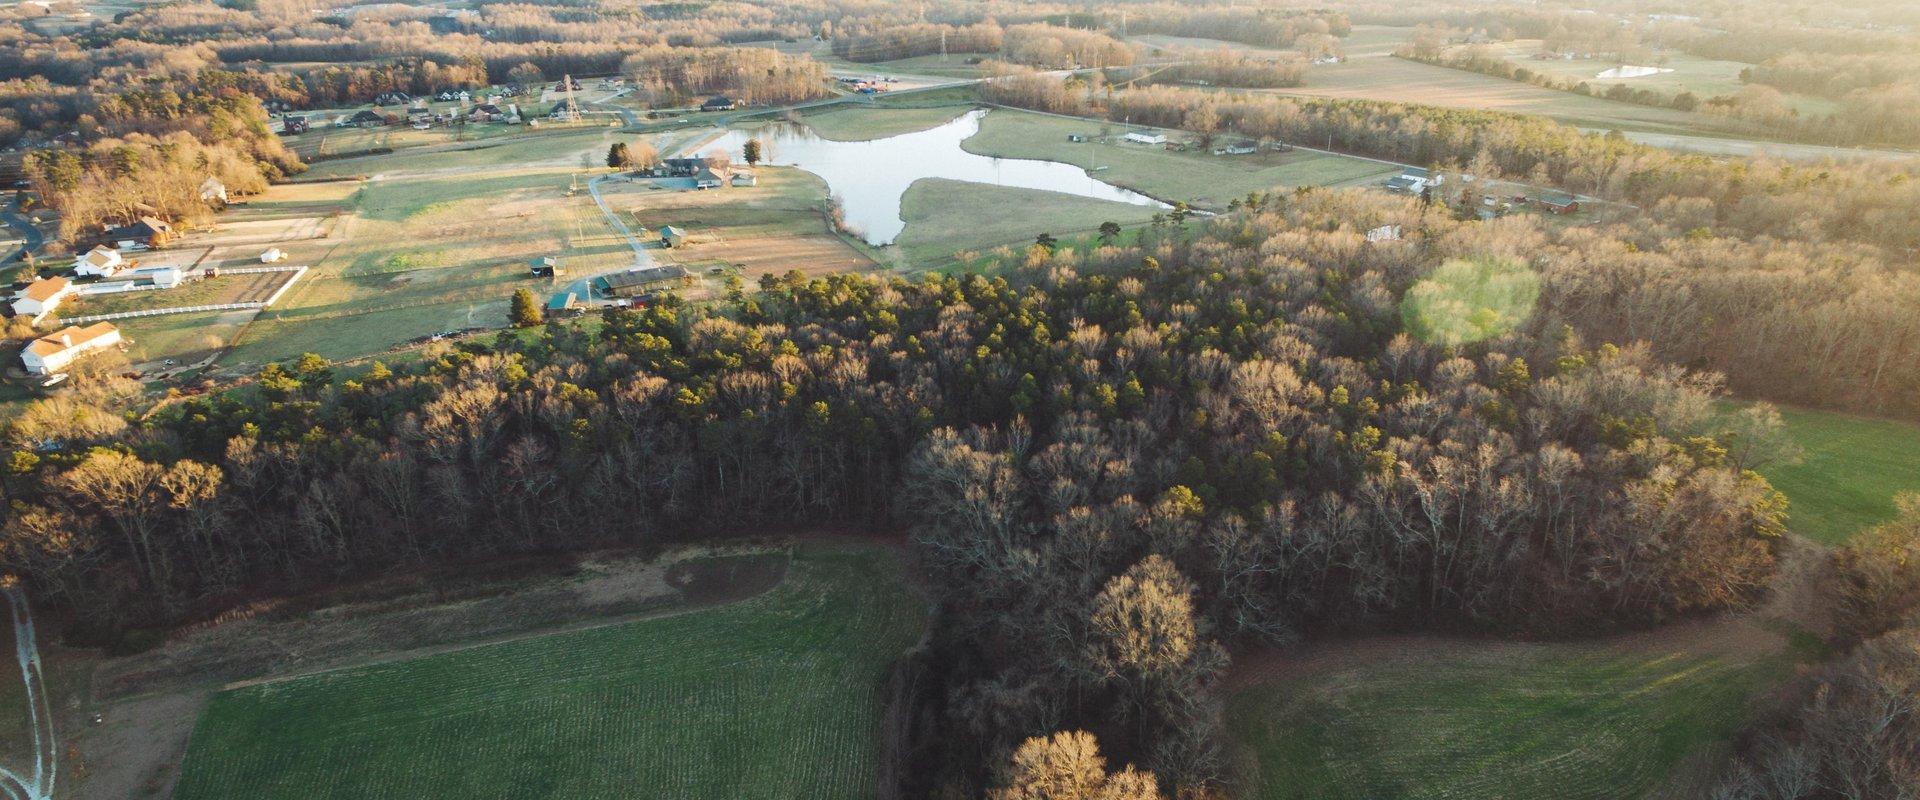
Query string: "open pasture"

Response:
xmin=1759 ymin=405 xmax=1920 ymax=546
xmin=206 ymin=129 xmax=643 ymax=366
xmin=794 ymin=106 xmax=972 ymax=142
xmin=960 ymin=109 xmax=1399 ymax=208
xmin=1228 ymin=624 xmax=1804 ymax=800
xmin=169 ymin=546 xmax=925 ymax=800
xmin=605 ymin=167 xmax=876 ymax=278
xmin=895 ymin=178 xmax=1160 ymax=267
xmin=1470 ymin=41 xmax=1834 ymax=116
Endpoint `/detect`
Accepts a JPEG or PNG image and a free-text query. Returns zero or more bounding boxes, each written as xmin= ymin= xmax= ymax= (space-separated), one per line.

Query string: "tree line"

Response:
xmin=1 ymin=193 xmax=1795 ymax=796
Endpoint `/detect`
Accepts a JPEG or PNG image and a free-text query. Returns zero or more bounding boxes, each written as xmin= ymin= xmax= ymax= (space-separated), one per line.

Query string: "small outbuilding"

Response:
xmin=658 ymin=226 xmax=688 ymax=247
xmin=595 ymin=265 xmax=692 ymax=297
xmin=1122 ymin=130 xmax=1167 ymax=145
xmin=530 ymin=256 xmax=564 ymax=277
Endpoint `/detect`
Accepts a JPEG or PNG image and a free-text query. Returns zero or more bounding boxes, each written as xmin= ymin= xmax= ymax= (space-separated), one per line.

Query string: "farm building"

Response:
xmin=694 ymin=168 xmax=725 ymax=189
xmin=658 ymin=226 xmax=688 ymax=247
xmin=1386 ymin=167 xmax=1444 ymax=195
xmin=1211 ymin=140 xmax=1258 ymax=156
xmin=73 ymin=245 xmax=124 ymax=277
xmin=1540 ymin=194 xmax=1581 ymax=215
xmin=12 ymin=276 xmax=75 ymax=325
xmin=731 ymin=170 xmax=757 ymax=187
xmin=701 ymin=96 xmax=737 ymax=112
xmin=595 ymin=265 xmax=692 ymax=297
xmin=20 ymin=322 xmax=122 ymax=376
xmin=127 ymin=266 xmax=183 ymax=289
xmin=547 ymin=292 xmax=583 ymax=316
xmin=1122 ymin=131 xmax=1167 ymax=145
xmin=530 ymin=256 xmax=564 ymax=277
xmin=106 ymin=216 xmax=172 ymax=248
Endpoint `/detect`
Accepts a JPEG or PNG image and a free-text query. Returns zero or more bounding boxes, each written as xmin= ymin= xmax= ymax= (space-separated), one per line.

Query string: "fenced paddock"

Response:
xmin=60 ymin=267 xmax=306 ymax=324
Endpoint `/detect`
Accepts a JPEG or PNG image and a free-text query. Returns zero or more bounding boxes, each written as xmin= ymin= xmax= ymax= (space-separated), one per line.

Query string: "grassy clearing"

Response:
xmin=1471 ymin=42 xmax=1833 ymax=116
xmin=895 ymin=178 xmax=1159 ymax=266
xmin=1228 ymin=630 xmax=1803 ymax=800
xmin=209 ymin=129 xmax=638 ymax=367
xmin=116 ymin=310 xmax=257 ymax=365
xmin=795 ymin=106 xmax=971 ymax=141
xmin=58 ymin=272 xmax=292 ymax=318
xmin=604 ymin=167 xmax=875 ymax=278
xmin=299 ymin=128 xmax=616 ymax=179
xmin=962 ymin=109 xmax=1399 ymax=208
xmin=170 ymin=545 xmax=924 ymax=800
xmin=1760 ymin=406 xmax=1920 ymax=546
xmin=1263 ymin=27 xmax=1750 ymax=137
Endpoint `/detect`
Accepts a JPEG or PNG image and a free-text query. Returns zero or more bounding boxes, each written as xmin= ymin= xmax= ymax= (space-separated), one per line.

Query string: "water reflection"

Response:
xmin=703 ymin=109 xmax=1167 ymax=246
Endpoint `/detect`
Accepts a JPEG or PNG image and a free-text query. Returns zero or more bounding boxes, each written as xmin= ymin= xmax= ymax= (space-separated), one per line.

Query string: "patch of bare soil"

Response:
xmin=67 ymin=691 xmax=206 ymax=800
xmin=95 ymin=546 xmax=786 ymax=701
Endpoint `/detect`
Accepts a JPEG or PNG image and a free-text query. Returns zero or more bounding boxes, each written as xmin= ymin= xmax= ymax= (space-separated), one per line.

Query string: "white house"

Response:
xmin=20 ymin=322 xmax=122 ymax=376
xmin=73 ymin=245 xmax=125 ymax=277
xmin=1386 ymin=167 xmax=1445 ymax=195
xmin=1122 ymin=131 xmax=1167 ymax=145
xmin=12 ymin=276 xmax=76 ymax=325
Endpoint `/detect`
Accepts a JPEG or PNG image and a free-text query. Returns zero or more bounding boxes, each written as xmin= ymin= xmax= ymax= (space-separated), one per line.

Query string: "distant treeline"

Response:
xmin=981 ymin=68 xmax=1920 ymax=418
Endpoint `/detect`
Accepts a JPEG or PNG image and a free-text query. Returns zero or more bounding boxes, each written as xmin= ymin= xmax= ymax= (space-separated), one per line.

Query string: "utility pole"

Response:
xmin=1120 ymin=9 xmax=1127 ymax=38
xmin=940 ymin=29 xmax=947 ymax=62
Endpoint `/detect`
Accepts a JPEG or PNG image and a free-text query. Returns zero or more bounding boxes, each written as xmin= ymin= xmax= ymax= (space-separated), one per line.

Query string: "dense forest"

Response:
xmin=4 ymin=191 xmax=1795 ymax=795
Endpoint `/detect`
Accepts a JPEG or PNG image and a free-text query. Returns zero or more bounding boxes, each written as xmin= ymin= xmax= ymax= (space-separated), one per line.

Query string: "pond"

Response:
xmin=703 ymin=109 xmax=1167 ymax=246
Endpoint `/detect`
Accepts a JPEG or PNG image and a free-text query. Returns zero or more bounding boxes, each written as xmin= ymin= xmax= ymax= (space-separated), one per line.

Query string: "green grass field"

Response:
xmin=895 ymin=178 xmax=1161 ymax=266
xmin=795 ymin=106 xmax=971 ymax=141
xmin=1760 ymin=406 xmax=1920 ymax=546
xmin=171 ymin=546 xmax=924 ymax=800
xmin=1472 ymin=41 xmax=1834 ymax=116
xmin=961 ymin=109 xmax=1399 ymax=209
xmin=1228 ymin=631 xmax=1802 ymax=800
xmin=1255 ymin=26 xmax=1757 ymax=138
xmin=211 ymin=127 xmax=638 ymax=366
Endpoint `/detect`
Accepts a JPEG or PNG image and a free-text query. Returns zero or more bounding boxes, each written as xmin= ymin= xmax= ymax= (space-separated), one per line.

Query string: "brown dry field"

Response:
xmin=671 ymin=232 xmax=875 ymax=279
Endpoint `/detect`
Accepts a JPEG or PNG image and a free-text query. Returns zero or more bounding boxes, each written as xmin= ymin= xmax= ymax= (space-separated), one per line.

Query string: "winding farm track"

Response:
xmin=0 ymin=587 xmax=54 ymax=800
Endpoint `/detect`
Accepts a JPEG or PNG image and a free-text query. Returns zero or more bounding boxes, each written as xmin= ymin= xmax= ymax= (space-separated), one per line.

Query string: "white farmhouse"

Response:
xmin=73 ymin=245 xmax=125 ymax=277
xmin=12 ymin=276 xmax=76 ymax=325
xmin=20 ymin=322 xmax=122 ymax=376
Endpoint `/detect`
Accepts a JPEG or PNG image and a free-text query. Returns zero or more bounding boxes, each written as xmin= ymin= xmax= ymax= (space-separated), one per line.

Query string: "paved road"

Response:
xmin=2 ymin=193 xmax=45 ymax=265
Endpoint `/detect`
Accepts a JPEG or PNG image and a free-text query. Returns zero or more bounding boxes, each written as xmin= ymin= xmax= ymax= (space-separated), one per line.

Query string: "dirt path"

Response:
xmin=0 ymin=587 xmax=54 ymax=800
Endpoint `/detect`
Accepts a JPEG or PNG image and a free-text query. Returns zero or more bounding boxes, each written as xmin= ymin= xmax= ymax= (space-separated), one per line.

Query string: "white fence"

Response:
xmin=60 ymin=266 xmax=308 ymax=324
